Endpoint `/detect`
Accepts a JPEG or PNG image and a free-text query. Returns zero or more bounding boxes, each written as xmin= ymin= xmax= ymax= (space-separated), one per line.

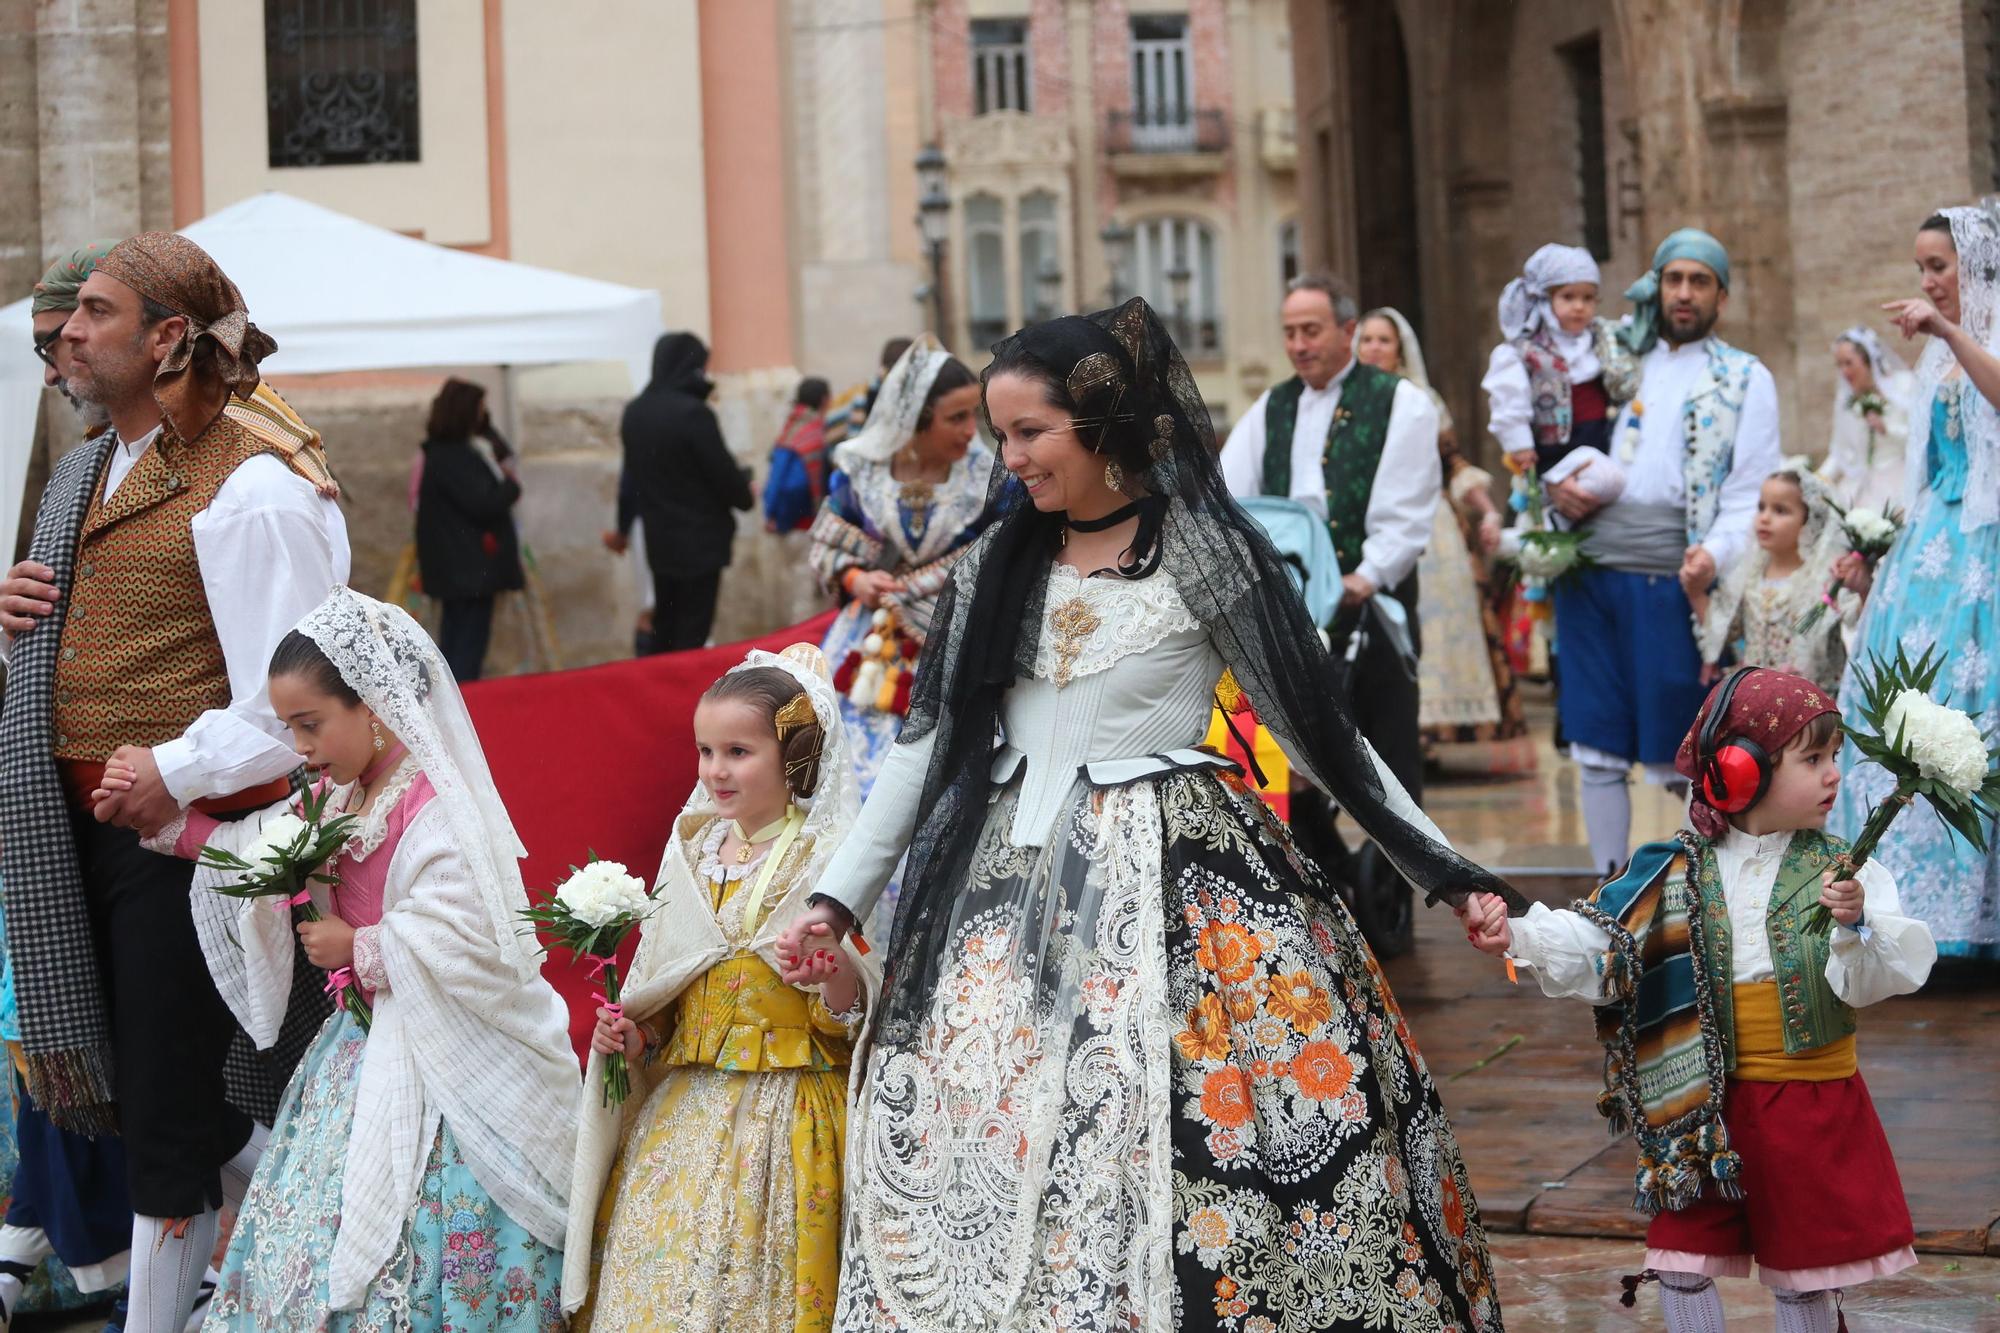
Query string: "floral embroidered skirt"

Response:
xmin=834 ymin=771 xmax=1502 ymax=1333
xmin=204 ymin=1010 xmax=564 ymax=1332
xmin=573 ymin=1062 xmax=848 ymax=1333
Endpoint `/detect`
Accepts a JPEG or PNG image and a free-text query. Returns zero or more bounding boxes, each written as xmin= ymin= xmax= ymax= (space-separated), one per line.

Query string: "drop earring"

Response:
xmin=1104 ymin=458 xmax=1126 ymax=494
xmin=371 ymin=719 xmax=385 ymax=752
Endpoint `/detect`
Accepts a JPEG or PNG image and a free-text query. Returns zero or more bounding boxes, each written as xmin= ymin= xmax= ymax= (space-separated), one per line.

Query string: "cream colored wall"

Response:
xmin=196 ymin=0 xmax=493 ymax=244
xmin=502 ymin=1 xmax=705 ymax=337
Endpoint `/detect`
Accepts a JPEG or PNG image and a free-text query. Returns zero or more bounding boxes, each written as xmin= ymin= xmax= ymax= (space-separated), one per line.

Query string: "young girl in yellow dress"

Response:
xmin=563 ymin=645 xmax=876 ymax=1331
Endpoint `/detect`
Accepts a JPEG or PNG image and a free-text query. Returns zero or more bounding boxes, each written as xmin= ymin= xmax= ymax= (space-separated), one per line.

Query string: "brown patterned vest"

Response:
xmin=52 ymin=417 xmax=294 ymax=761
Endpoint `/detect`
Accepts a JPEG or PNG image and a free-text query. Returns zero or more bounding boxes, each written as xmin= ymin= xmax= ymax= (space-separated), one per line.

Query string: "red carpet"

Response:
xmin=463 ymin=612 xmax=838 ymax=1059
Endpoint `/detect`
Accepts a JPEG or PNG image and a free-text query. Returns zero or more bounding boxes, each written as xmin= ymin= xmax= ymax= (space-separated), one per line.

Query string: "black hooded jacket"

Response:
xmin=617 ymin=333 xmax=753 ymax=575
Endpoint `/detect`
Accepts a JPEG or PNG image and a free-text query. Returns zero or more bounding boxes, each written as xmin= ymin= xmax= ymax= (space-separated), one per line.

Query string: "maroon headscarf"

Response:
xmin=1673 ymin=668 xmax=1839 ymax=838
xmin=95 ymin=232 xmax=277 ymax=441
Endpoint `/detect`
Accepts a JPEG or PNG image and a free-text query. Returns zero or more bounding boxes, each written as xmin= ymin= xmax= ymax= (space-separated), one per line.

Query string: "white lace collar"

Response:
xmin=1032 ymin=563 xmax=1201 ymax=688
xmin=334 ymin=756 xmax=425 ymax=862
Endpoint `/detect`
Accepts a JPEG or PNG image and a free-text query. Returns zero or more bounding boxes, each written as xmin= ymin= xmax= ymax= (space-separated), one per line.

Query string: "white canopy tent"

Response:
xmin=1 ymin=191 xmax=666 ymax=563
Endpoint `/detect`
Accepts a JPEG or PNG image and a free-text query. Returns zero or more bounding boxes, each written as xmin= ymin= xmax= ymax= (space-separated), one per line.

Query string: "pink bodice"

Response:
xmin=328 ymin=772 xmax=436 ymax=930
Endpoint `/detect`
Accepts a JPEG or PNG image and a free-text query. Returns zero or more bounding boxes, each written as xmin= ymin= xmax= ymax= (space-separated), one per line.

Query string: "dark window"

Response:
xmin=1130 ymin=14 xmax=1192 ymax=145
xmin=972 ymin=19 xmax=1031 ymax=115
xmin=1562 ymin=35 xmax=1609 ymax=260
xmin=265 ymin=0 xmax=420 ymax=168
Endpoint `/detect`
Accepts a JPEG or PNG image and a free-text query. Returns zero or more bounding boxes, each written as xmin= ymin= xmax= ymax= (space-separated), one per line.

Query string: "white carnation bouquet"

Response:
xmin=1515 ymin=528 xmax=1594 ymax=584
xmin=1796 ymin=502 xmax=1903 ymax=633
xmin=520 ymin=857 xmax=660 ymax=1104
xmin=198 ymin=782 xmax=373 ymax=1030
xmin=1809 ymin=646 xmax=2000 ymax=932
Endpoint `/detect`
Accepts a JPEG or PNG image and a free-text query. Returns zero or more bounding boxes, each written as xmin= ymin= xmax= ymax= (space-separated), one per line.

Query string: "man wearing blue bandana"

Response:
xmin=1546 ymin=228 xmax=1781 ymax=875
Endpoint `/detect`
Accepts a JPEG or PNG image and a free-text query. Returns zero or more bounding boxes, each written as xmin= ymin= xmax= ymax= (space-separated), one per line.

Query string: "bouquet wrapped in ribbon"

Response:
xmin=1808 ymin=646 xmax=2000 ymax=932
xmin=197 ymin=783 xmax=373 ymax=1031
xmin=1796 ymin=503 xmax=1902 ymax=634
xmin=520 ymin=858 xmax=659 ymax=1104
xmin=1516 ymin=528 xmax=1594 ymax=585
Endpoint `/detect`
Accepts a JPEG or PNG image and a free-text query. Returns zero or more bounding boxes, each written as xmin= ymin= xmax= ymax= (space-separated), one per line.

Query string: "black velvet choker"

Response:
xmin=1064 ymin=501 xmax=1142 ymax=533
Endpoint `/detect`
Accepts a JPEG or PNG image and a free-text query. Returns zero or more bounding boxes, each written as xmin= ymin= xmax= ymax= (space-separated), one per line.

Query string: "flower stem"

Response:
xmin=602 ymin=963 xmax=628 ymax=1107
xmin=1804 ymin=783 xmax=1915 ymax=933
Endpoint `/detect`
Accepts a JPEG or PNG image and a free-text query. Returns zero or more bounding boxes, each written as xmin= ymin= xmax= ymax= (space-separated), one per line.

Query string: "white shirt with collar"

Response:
xmin=1612 ymin=337 xmax=1782 ymax=575
xmin=1218 ymin=357 xmax=1442 ymax=593
xmin=1481 ymin=326 xmax=1605 ymax=458
xmin=3 ymin=424 xmax=352 ymax=805
xmin=1505 ymin=824 xmax=1936 ymax=1008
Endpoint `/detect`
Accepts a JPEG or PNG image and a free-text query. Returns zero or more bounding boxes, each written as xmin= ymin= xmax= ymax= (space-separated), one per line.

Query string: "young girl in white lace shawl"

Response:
xmin=565 ymin=645 xmax=878 ymax=1332
xmin=1693 ymin=465 xmax=1857 ymax=694
xmin=105 ymin=588 xmax=581 ymax=1329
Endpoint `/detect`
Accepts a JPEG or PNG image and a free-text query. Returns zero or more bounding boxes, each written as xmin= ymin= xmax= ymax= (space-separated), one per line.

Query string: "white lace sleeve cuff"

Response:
xmin=351 ymin=925 xmax=389 ymax=993
xmin=142 ymin=811 xmax=191 ymax=857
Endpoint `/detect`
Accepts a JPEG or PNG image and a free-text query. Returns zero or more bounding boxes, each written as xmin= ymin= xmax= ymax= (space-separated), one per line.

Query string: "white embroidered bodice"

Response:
xmin=999 ymin=564 xmax=1219 ymax=846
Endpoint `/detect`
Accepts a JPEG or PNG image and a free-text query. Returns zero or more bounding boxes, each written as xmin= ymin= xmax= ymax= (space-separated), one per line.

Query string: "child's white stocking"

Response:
xmin=1771 ymin=1286 xmax=1839 ymax=1333
xmin=1656 ymin=1269 xmax=1727 ymax=1333
xmin=1578 ymin=762 xmax=1632 ymax=876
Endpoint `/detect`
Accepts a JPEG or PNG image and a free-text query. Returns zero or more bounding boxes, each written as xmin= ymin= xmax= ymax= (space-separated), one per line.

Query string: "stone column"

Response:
xmin=37 ymin=0 xmax=148 ymax=249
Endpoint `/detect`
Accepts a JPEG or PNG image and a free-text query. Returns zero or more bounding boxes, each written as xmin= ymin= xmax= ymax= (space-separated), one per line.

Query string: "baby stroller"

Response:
xmin=1234 ymin=497 xmax=1419 ymax=958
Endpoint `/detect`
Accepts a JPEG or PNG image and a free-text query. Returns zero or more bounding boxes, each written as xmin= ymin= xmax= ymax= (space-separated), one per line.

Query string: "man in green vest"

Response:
xmin=1220 ymin=272 xmax=1442 ymax=802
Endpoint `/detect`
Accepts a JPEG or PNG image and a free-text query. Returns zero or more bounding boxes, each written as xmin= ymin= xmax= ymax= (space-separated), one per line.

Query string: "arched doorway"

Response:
xmin=1345 ymin=0 xmax=1420 ymax=321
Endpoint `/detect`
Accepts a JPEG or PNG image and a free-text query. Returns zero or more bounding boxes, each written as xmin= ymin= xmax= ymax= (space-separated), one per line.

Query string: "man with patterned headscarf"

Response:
xmin=1551 ymin=228 xmax=1782 ymax=877
xmin=0 ymin=232 xmax=348 ymax=1331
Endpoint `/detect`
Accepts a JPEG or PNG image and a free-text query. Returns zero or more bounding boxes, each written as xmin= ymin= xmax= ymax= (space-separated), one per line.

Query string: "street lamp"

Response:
xmin=1099 ymin=220 xmax=1134 ymax=305
xmin=1035 ymin=257 xmax=1063 ymax=321
xmin=915 ymin=144 xmax=951 ymax=344
xmin=1167 ymin=259 xmax=1193 ymax=348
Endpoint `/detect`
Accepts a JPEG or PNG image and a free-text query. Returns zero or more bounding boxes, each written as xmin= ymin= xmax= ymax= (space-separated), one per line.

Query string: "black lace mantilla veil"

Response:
xmin=874 ymin=297 xmax=1523 ymax=1039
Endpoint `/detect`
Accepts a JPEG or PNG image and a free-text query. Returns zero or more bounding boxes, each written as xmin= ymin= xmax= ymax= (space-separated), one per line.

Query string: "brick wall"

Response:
xmin=932 ymin=0 xmax=973 ymax=119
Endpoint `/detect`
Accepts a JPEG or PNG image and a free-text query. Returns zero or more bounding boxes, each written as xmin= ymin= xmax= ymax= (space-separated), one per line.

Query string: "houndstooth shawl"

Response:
xmin=0 ymin=435 xmax=119 ymax=1134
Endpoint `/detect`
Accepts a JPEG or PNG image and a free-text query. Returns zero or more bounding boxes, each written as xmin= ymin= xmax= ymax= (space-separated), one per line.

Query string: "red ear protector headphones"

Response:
xmin=1696 ymin=667 xmax=1771 ymax=814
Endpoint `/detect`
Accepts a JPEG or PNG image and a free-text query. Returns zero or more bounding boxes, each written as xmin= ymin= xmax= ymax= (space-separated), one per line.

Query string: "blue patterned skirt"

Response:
xmin=204 ymin=1011 xmax=564 ymax=1331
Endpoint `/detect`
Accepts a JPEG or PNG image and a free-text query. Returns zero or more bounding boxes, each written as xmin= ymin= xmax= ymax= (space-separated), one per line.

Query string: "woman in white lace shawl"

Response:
xmin=1819 ymin=325 xmax=1916 ymax=513
xmin=124 ymin=588 xmax=578 ymax=1327
xmin=1833 ymin=206 xmax=2000 ymax=959
xmin=563 ymin=645 xmax=879 ymax=1326
xmin=1355 ymin=307 xmax=1527 ymax=751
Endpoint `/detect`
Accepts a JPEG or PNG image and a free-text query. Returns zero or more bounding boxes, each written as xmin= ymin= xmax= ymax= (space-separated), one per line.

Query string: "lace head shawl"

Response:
xmin=835 ymin=332 xmax=957 ymax=468
xmin=1831 ymin=325 xmax=1912 ymax=416
xmin=1904 ymin=205 xmax=2000 ymax=532
xmin=297 ymin=587 xmax=539 ymax=977
xmin=624 ymin=642 xmax=860 ymax=995
xmin=875 ymin=297 xmax=1522 ymax=1041
xmin=1365 ymin=305 xmax=1453 ymax=434
xmin=1697 ymin=463 xmax=1849 ymax=685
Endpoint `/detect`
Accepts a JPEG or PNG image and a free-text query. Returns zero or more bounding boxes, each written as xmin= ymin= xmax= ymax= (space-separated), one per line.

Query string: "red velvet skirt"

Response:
xmin=1645 ymin=1074 xmax=1914 ymax=1275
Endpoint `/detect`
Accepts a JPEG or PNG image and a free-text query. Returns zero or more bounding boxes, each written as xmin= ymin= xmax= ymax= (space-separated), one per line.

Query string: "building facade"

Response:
xmin=923 ymin=0 xmax=1300 ymax=429
xmin=5 ymin=0 xmax=944 ymax=660
xmin=1289 ymin=0 xmax=1993 ymax=470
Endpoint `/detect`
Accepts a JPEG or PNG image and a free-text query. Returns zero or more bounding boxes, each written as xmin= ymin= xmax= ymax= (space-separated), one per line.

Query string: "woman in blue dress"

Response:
xmin=808 ymin=334 xmax=993 ymax=936
xmin=1833 ymin=205 xmax=2000 ymax=960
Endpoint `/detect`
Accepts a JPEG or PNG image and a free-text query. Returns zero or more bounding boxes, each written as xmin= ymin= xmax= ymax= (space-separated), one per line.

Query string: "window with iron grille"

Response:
xmin=265 ymin=0 xmax=420 ymax=168
xmin=972 ymin=19 xmax=1031 ymax=115
xmin=1130 ymin=15 xmax=1193 ymax=150
xmin=1561 ymin=34 xmax=1610 ymax=261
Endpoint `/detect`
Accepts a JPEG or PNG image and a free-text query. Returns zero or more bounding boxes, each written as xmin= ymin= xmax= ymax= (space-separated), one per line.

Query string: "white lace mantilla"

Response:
xmin=1032 ymin=564 xmax=1200 ymax=689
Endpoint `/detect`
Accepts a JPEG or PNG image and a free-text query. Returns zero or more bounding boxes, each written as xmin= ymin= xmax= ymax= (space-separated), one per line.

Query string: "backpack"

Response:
xmin=764 ymin=442 xmax=821 ymax=531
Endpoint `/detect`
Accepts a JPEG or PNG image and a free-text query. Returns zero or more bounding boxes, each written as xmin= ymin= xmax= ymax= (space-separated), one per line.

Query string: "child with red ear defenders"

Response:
xmin=1461 ymin=667 xmax=1936 ymax=1333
